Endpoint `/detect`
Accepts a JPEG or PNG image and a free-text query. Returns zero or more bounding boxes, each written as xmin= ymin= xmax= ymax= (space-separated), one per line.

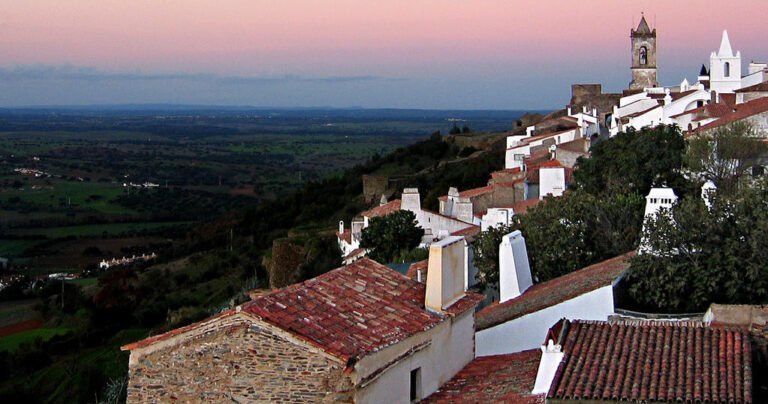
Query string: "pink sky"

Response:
xmin=0 ymin=1 xmax=766 ymax=108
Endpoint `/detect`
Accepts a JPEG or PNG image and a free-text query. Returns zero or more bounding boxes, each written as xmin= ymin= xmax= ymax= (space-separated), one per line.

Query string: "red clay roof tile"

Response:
xmin=360 ymin=199 xmax=401 ymax=218
xmin=547 ymin=319 xmax=753 ymax=403
xmin=423 ymin=349 xmax=545 ymax=403
xmin=243 ymin=258 xmax=480 ymax=362
xmin=475 ymin=252 xmax=634 ymax=331
xmin=696 ymin=97 xmax=768 ymax=133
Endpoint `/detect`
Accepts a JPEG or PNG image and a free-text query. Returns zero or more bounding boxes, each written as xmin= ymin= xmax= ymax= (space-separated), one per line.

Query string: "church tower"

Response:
xmin=709 ymin=30 xmax=742 ymax=95
xmin=629 ymin=15 xmax=659 ymax=90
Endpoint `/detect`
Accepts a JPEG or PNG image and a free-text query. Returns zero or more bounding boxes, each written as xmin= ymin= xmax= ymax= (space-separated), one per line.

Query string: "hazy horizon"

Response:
xmin=1 ymin=1 xmax=767 ymax=109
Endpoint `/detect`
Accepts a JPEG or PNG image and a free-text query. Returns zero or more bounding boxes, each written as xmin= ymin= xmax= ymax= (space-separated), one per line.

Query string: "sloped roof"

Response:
xmin=634 ymin=15 xmax=652 ymax=34
xmin=475 ymin=252 xmax=634 ymax=331
xmin=336 ymin=229 xmax=352 ymax=244
xmin=697 ymin=97 xmax=768 ymax=132
xmin=547 ymin=319 xmax=753 ymax=403
xmin=360 ymin=199 xmax=401 ymax=218
xmin=123 ymin=258 xmax=483 ymax=364
xmin=422 ymin=349 xmax=545 ymax=403
xmin=735 ymin=81 xmax=768 ymax=93
xmin=405 ymin=259 xmax=428 ymax=281
xmin=243 ymin=258 xmax=482 ymax=362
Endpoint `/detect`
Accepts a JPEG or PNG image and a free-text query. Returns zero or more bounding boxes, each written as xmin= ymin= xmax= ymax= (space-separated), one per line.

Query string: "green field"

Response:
xmin=0 ymin=327 xmax=72 ymax=352
xmin=10 ymin=221 xmax=192 ymax=239
xmin=0 ymin=300 xmax=41 ymax=328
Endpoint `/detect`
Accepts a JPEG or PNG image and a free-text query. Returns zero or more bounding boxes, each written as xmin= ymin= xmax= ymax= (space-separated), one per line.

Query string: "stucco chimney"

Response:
xmin=499 ymin=230 xmax=533 ymax=303
xmin=425 ymin=236 xmax=467 ymax=312
xmin=379 ymin=194 xmax=388 ymax=206
xmin=401 ymin=188 xmax=421 ymax=212
xmin=531 ymin=320 xmax=568 ymax=394
xmin=338 ymin=220 xmax=344 ymax=234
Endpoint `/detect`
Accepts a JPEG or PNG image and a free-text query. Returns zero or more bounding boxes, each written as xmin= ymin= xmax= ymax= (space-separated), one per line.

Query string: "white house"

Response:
xmin=123 ymin=247 xmax=484 ymax=403
xmin=474 ymin=230 xmax=633 ymax=356
xmin=337 ymin=188 xmax=477 ymax=263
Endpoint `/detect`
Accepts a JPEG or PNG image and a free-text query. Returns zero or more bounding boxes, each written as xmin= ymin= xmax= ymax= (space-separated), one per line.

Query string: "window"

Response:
xmin=410 ymin=368 xmax=422 ymax=402
xmin=639 ymin=46 xmax=648 ymax=65
xmin=724 ymin=62 xmax=731 ymax=77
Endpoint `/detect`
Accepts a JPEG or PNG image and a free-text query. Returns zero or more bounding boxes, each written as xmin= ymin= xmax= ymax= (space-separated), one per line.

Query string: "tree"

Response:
xmin=624 ymin=179 xmax=768 ymax=312
xmin=360 ymin=210 xmax=424 ymax=264
xmin=685 ymin=121 xmax=768 ymax=196
xmin=518 ymin=191 xmax=644 ymax=282
xmin=471 ymin=224 xmax=515 ymax=290
xmin=573 ymin=125 xmax=687 ymax=196
xmin=449 ymin=123 xmax=462 ymax=135
xmin=471 ymin=191 xmax=644 ymax=288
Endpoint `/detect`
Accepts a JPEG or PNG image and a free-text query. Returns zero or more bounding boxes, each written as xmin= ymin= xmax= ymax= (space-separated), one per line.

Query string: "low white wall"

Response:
xmin=475 ymin=286 xmax=615 ymax=356
xmin=356 ymin=310 xmax=475 ymax=403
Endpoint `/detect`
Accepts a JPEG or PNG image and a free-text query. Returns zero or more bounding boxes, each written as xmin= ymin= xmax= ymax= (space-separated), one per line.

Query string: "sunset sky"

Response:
xmin=1 ymin=1 xmax=766 ymax=109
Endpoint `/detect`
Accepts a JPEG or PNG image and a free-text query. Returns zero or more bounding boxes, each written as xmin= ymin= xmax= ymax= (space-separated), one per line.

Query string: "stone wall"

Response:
xmin=127 ymin=318 xmax=351 ymax=403
xmin=569 ymin=84 xmax=622 ymax=122
xmin=362 ymin=175 xmax=389 ymax=204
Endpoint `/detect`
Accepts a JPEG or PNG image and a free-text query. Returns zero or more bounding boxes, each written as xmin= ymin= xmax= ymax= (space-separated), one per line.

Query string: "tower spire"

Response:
xmin=718 ymin=30 xmax=734 ymax=57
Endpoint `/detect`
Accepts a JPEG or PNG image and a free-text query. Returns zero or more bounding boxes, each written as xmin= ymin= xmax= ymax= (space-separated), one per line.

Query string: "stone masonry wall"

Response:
xmin=127 ymin=319 xmax=350 ymax=403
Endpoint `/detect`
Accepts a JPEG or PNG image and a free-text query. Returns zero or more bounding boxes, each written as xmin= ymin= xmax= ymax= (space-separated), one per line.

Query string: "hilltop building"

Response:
xmin=629 ymin=15 xmax=659 ymax=90
xmin=122 ymin=240 xmax=484 ymax=403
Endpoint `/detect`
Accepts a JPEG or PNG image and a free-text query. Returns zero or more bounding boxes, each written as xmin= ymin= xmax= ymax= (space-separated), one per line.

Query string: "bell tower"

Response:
xmin=629 ymin=15 xmax=658 ymax=90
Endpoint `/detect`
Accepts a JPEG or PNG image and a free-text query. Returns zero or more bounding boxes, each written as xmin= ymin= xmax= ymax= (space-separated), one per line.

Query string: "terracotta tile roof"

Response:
xmin=671 ymin=102 xmax=731 ymax=120
xmin=548 ymin=319 xmax=753 ymax=403
xmin=360 ymin=199 xmax=401 ymax=218
xmin=509 ymin=198 xmax=541 ymax=215
xmin=721 ymin=93 xmax=737 ymax=106
xmin=697 ymin=97 xmax=768 ymax=133
xmin=423 ymin=349 xmax=545 ymax=403
xmin=405 ymin=259 xmax=428 ymax=280
xmin=243 ymin=258 xmax=481 ymax=362
xmin=121 ymin=309 xmax=237 ymax=351
xmin=475 ymin=252 xmax=634 ymax=331
xmin=450 ymin=225 xmax=481 ymax=239
xmin=509 ymin=128 xmax=579 ymax=149
xmin=342 ymin=247 xmax=366 ymax=261
xmin=336 ymin=229 xmax=352 ymax=244
xmin=735 ymin=81 xmax=768 ymax=93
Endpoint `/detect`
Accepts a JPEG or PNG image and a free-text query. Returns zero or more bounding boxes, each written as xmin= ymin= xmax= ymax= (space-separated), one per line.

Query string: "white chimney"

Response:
xmin=425 ymin=236 xmax=467 ymax=312
xmin=643 ymin=187 xmax=678 ymax=218
xmin=531 ymin=338 xmax=565 ymax=394
xmin=380 ymin=194 xmax=388 ymax=206
xmin=701 ymin=180 xmax=717 ymax=210
xmin=338 ymin=220 xmax=344 ymax=234
xmin=499 ymin=231 xmax=533 ymax=303
xmin=401 ymin=188 xmax=421 ymax=213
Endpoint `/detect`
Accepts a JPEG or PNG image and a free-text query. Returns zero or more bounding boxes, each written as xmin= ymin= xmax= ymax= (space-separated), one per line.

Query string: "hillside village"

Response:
xmin=120 ymin=18 xmax=768 ymax=403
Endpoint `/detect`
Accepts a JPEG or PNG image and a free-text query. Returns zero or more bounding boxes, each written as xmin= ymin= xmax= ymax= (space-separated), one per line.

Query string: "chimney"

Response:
xmin=379 ymin=194 xmax=388 ymax=206
xmin=499 ymin=230 xmax=533 ymax=302
xmin=338 ymin=220 xmax=344 ymax=234
xmin=531 ymin=319 xmax=569 ymax=394
xmin=425 ymin=236 xmax=467 ymax=312
xmin=401 ymin=188 xmax=421 ymax=212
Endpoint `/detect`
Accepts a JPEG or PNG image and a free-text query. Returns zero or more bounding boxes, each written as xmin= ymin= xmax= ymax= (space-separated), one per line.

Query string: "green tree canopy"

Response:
xmin=471 ymin=224 xmax=515 ymax=290
xmin=685 ymin=121 xmax=768 ymax=196
xmin=360 ymin=210 xmax=424 ymax=264
xmin=624 ymin=179 xmax=768 ymax=312
xmin=573 ymin=125 xmax=686 ymax=196
xmin=472 ymin=191 xmax=644 ymax=288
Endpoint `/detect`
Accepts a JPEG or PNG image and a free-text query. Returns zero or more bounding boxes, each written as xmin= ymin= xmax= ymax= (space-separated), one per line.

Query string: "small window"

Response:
xmin=410 ymin=368 xmax=422 ymax=402
xmin=724 ymin=62 xmax=731 ymax=77
xmin=639 ymin=46 xmax=648 ymax=65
